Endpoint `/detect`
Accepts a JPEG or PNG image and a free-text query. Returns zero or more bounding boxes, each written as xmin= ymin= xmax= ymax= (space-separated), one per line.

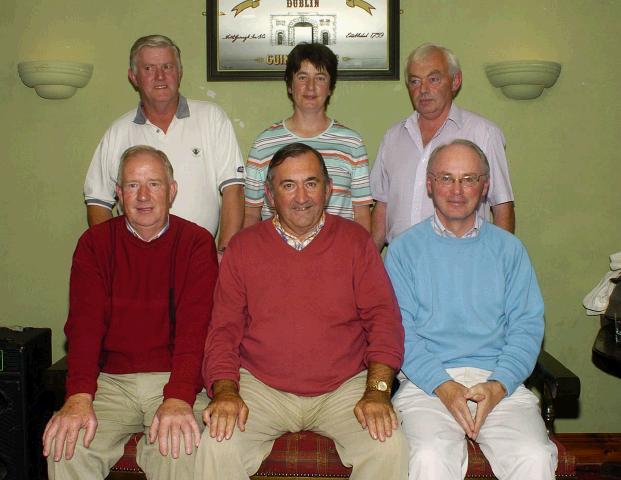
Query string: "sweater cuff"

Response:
xmin=206 ymin=373 xmax=240 ymax=398
xmin=366 ymin=352 xmax=403 ymax=372
xmin=401 ymin=367 xmax=451 ymax=397
xmin=65 ymin=378 xmax=98 ymax=401
xmin=163 ymin=381 xmax=200 ymax=406
xmin=427 ymin=372 xmax=454 ymax=397
xmin=487 ymin=373 xmax=516 ymax=397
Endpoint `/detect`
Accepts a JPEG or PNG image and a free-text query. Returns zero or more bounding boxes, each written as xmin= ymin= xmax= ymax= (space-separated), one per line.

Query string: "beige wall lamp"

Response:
xmin=18 ymin=61 xmax=93 ymax=99
xmin=484 ymin=60 xmax=561 ymax=100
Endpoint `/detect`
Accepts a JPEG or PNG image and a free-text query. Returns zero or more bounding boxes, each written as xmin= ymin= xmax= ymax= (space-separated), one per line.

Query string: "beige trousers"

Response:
xmin=194 ymin=369 xmax=409 ymax=480
xmin=48 ymin=372 xmax=209 ymax=480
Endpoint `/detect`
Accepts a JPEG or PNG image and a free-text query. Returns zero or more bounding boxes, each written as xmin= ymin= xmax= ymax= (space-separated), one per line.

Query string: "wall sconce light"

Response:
xmin=18 ymin=61 xmax=93 ymax=100
xmin=484 ymin=60 xmax=561 ymax=100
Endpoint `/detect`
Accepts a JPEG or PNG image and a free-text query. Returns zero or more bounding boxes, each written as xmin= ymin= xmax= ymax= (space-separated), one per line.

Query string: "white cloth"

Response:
xmin=392 ymin=367 xmax=557 ymax=480
xmin=583 ymin=251 xmax=621 ymax=315
xmin=370 ymin=104 xmax=514 ymax=243
xmin=84 ymin=97 xmax=245 ymax=235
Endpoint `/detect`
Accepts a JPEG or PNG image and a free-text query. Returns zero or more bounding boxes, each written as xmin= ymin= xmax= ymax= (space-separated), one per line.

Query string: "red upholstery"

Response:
xmin=109 ymin=433 xmax=143 ymax=473
xmin=109 ymin=431 xmax=575 ymax=478
xmin=255 ymin=432 xmax=351 ymax=477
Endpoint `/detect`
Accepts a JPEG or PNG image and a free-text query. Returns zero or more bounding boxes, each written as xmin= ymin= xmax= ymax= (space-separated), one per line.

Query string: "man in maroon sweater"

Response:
xmin=195 ymin=143 xmax=408 ymax=479
xmin=43 ymin=146 xmax=218 ymax=480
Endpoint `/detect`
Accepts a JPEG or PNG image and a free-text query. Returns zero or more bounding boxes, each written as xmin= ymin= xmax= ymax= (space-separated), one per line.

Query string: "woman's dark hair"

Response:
xmin=285 ymin=43 xmax=338 ymax=106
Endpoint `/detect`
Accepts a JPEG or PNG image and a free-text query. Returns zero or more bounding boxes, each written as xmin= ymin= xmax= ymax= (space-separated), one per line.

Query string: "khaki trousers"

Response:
xmin=194 ymin=369 xmax=408 ymax=480
xmin=48 ymin=372 xmax=209 ymax=480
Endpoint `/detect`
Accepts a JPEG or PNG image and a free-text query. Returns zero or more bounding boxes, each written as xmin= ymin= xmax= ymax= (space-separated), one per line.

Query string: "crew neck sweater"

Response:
xmin=203 ymin=214 xmax=404 ymax=397
xmin=64 ymin=215 xmax=218 ymax=405
xmin=385 ymin=219 xmax=544 ymax=396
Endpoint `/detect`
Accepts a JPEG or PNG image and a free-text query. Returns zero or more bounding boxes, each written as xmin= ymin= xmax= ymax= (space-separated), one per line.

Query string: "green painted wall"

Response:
xmin=1 ymin=0 xmax=619 ymax=433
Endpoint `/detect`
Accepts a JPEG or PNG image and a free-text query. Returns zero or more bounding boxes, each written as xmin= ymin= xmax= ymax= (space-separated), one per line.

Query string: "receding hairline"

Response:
xmin=266 ymin=146 xmax=330 ymax=191
xmin=405 ymin=42 xmax=461 ymax=80
xmin=427 ymin=140 xmax=490 ymax=175
xmin=117 ymin=146 xmax=175 ymax=184
xmin=267 ymin=151 xmax=326 ymax=180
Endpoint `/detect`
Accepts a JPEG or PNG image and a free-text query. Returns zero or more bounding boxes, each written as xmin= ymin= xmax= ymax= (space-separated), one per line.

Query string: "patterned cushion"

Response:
xmin=109 ymin=431 xmax=575 ymax=478
xmin=255 ymin=432 xmax=352 ymax=477
xmin=110 ymin=433 xmax=143 ymax=472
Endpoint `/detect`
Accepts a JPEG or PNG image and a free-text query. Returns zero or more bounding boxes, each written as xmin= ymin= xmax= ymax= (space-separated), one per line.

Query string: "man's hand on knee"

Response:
xmin=465 ymin=381 xmax=506 ymax=440
xmin=203 ymin=379 xmax=249 ymax=442
xmin=434 ymin=380 xmax=476 ymax=439
xmin=149 ymin=398 xmax=201 ymax=458
xmin=42 ymin=393 xmax=97 ymax=462
xmin=354 ymin=391 xmax=398 ymax=442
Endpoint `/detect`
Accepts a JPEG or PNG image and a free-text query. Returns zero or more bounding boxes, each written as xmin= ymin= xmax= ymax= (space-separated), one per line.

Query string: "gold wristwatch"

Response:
xmin=366 ymin=379 xmax=391 ymax=394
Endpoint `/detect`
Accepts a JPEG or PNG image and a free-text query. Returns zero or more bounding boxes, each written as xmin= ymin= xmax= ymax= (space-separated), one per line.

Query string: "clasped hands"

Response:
xmin=435 ymin=380 xmax=506 ymax=440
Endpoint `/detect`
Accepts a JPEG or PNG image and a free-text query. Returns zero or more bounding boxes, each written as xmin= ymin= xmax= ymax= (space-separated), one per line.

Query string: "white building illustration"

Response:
xmin=270 ymin=14 xmax=337 ymax=46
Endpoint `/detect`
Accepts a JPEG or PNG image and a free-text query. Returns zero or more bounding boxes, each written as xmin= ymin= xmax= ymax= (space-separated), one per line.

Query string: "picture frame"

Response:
xmin=206 ymin=0 xmax=400 ymax=81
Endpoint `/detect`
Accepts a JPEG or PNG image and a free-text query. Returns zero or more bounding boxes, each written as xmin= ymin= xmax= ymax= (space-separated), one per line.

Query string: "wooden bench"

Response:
xmin=44 ymin=350 xmax=580 ymax=479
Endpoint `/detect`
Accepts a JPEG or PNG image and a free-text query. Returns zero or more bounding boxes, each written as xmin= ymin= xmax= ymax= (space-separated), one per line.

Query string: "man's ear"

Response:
xmin=169 ymin=181 xmax=178 ymax=206
xmin=451 ymin=70 xmax=462 ymax=95
xmin=128 ymin=68 xmax=138 ymax=89
xmin=264 ymin=183 xmax=275 ymax=207
xmin=324 ymin=178 xmax=333 ymax=204
xmin=481 ymin=176 xmax=490 ymax=199
xmin=115 ymin=183 xmax=123 ymax=208
xmin=426 ymin=175 xmax=433 ymax=198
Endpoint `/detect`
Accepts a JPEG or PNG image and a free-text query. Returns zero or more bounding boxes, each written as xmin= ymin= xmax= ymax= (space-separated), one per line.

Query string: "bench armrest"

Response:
xmin=526 ymin=350 xmax=581 ymax=433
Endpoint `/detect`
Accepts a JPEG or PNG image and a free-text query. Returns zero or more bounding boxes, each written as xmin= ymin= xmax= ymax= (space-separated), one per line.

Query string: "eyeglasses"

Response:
xmin=428 ymin=172 xmax=488 ymax=188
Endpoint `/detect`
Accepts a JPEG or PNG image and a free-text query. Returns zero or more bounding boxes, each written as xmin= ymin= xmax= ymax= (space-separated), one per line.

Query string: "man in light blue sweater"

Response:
xmin=384 ymin=139 xmax=557 ymax=480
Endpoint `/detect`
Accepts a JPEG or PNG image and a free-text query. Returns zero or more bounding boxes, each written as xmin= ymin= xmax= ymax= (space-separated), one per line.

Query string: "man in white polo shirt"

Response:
xmin=84 ymin=34 xmax=245 ymax=255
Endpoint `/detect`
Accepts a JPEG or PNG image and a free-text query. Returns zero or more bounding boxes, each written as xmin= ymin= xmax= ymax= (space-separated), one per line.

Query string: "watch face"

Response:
xmin=377 ymin=380 xmax=388 ymax=391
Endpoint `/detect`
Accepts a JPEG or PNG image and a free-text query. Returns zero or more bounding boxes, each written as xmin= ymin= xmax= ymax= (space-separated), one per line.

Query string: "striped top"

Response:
xmin=245 ymin=120 xmax=372 ymax=220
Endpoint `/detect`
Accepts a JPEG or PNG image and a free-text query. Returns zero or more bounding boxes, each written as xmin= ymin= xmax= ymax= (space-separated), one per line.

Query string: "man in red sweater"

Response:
xmin=43 ymin=146 xmax=218 ymax=480
xmin=195 ymin=143 xmax=408 ymax=479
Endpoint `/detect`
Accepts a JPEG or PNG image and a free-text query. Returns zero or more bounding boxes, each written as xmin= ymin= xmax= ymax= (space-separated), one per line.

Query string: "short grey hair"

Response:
xmin=129 ymin=35 xmax=182 ymax=75
xmin=427 ymin=139 xmax=490 ymax=175
xmin=117 ymin=145 xmax=175 ymax=184
xmin=405 ymin=42 xmax=461 ymax=81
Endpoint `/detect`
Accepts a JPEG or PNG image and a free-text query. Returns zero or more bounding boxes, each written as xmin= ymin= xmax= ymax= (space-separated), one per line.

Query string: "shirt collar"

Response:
xmin=431 ymin=212 xmax=481 ymax=239
xmin=133 ymin=95 xmax=190 ymax=124
xmin=125 ymin=216 xmax=170 ymax=242
xmin=445 ymin=102 xmax=463 ymax=128
xmin=272 ymin=213 xmax=326 ymax=251
xmin=408 ymin=102 xmax=462 ymax=132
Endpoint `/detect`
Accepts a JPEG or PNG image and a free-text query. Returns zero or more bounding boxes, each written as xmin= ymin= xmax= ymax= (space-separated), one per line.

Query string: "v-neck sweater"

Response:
xmin=64 ymin=215 xmax=218 ymax=405
xmin=203 ymin=214 xmax=404 ymax=397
